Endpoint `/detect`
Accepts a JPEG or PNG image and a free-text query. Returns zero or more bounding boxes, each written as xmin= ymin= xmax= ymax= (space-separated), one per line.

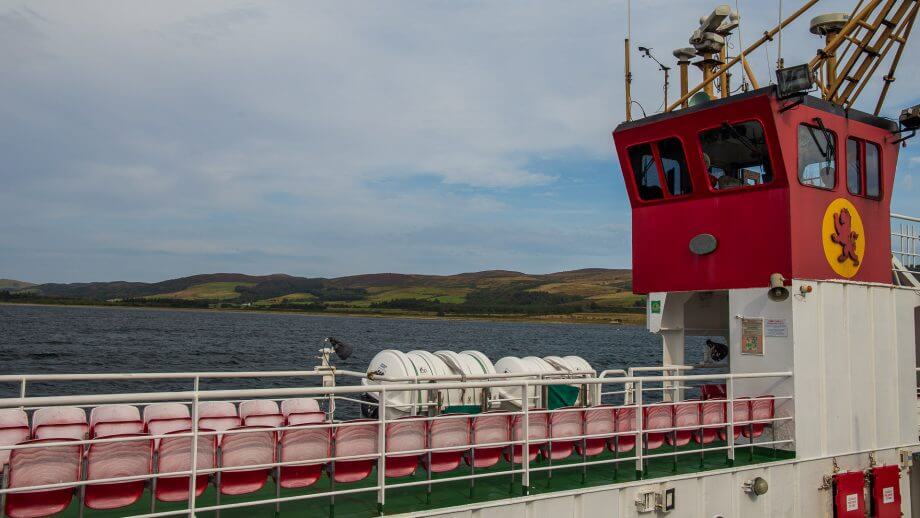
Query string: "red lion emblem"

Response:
xmin=830 ymin=208 xmax=860 ymax=266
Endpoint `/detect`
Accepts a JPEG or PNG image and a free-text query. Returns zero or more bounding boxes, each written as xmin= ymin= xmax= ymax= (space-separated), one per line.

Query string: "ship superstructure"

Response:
xmin=0 ymin=1 xmax=919 ymax=517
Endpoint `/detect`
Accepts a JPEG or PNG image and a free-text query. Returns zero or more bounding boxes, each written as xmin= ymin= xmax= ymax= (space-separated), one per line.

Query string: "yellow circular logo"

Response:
xmin=822 ymin=198 xmax=865 ymax=278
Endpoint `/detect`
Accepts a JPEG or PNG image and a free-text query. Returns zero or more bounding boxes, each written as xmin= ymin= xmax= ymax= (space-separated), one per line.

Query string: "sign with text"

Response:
xmin=741 ymin=317 xmax=765 ymax=355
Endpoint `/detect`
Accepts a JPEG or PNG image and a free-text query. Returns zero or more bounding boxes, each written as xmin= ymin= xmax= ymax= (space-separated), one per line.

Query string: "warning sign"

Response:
xmin=846 ymin=493 xmax=858 ymax=511
xmin=883 ymin=486 xmax=894 ymax=504
xmin=741 ymin=317 xmax=764 ymax=356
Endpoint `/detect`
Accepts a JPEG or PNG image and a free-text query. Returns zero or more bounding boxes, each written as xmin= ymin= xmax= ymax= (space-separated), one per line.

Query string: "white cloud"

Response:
xmin=0 ymin=0 xmax=917 ymax=281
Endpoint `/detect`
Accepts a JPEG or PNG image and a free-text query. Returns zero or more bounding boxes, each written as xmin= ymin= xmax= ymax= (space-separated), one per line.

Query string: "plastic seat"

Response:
xmin=4 ymin=438 xmax=82 ymax=518
xmin=424 ymin=415 xmax=470 ymax=473
xmin=548 ymin=407 xmax=582 ymax=460
xmin=720 ymin=398 xmax=751 ymax=441
xmin=576 ymin=405 xmax=615 ymax=457
xmin=467 ymin=412 xmax=509 ymax=469
xmin=332 ymin=419 xmax=378 ymax=483
xmin=197 ymin=401 xmax=240 ymax=443
xmin=694 ymin=401 xmax=724 ymax=445
xmin=384 ymin=417 xmax=426 ymax=478
xmin=31 ymin=407 xmax=88 ymax=440
xmin=281 ymin=398 xmax=321 ymax=420
xmin=144 ymin=403 xmax=192 ymax=446
xmin=279 ymin=414 xmax=330 ymax=489
xmin=239 ymin=400 xmax=284 ymax=429
xmin=699 ymin=384 xmax=727 ymax=400
xmin=668 ymin=401 xmax=700 ymax=447
xmin=747 ymin=395 xmax=775 ymax=438
xmin=218 ymin=426 xmax=276 ymax=495
xmin=84 ymin=433 xmax=153 ymax=510
xmin=90 ymin=405 xmax=144 ymax=438
xmin=154 ymin=429 xmax=217 ymax=502
xmin=643 ymin=405 xmax=673 ymax=450
xmin=611 ymin=407 xmax=637 ymax=452
xmin=505 ymin=411 xmax=548 ymax=464
xmin=0 ymin=409 xmax=30 ymax=467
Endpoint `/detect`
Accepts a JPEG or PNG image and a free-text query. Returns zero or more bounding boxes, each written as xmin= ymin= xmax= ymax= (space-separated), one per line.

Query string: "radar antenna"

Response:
xmin=660 ymin=0 xmax=919 ymax=116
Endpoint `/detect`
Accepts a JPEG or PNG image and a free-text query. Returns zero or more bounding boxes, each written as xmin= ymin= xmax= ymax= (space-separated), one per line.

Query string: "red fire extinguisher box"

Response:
xmin=869 ymin=465 xmax=901 ymax=518
xmin=833 ymin=471 xmax=866 ymax=518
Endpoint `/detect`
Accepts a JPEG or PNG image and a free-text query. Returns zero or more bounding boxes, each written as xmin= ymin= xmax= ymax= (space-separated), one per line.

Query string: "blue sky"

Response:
xmin=1 ymin=1 xmax=917 ymax=283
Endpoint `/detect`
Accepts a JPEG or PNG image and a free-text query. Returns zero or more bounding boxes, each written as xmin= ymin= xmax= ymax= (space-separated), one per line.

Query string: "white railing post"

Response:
xmin=377 ymin=388 xmax=386 ymax=515
xmin=188 ymin=376 xmax=200 ymax=518
xmin=726 ymin=376 xmax=735 ymax=466
xmin=635 ymin=379 xmax=644 ymax=479
xmin=18 ymin=379 xmax=25 ymax=411
xmin=522 ymin=382 xmax=530 ymax=495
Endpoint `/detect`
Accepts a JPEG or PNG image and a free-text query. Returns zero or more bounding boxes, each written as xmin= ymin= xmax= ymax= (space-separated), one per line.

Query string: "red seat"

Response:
xmin=332 ymin=419 xmax=377 ymax=483
xmin=612 ymin=407 xmax=637 ymax=452
xmin=197 ymin=401 xmax=240 ymax=444
xmin=747 ymin=395 xmax=775 ymax=438
xmin=279 ymin=413 xmax=329 ymax=489
xmin=505 ymin=411 xmax=548 ymax=464
xmin=84 ymin=433 xmax=153 ymax=510
xmin=4 ymin=438 xmax=82 ymax=518
xmin=548 ymin=407 xmax=582 ymax=460
xmin=424 ymin=415 xmax=470 ymax=473
xmin=385 ymin=417 xmax=426 ymax=478
xmin=720 ymin=398 xmax=751 ymax=441
xmin=144 ymin=403 xmax=192 ymax=449
xmin=239 ymin=400 xmax=284 ymax=429
xmin=699 ymin=384 xmax=727 ymax=400
xmin=668 ymin=401 xmax=700 ymax=447
xmin=90 ymin=405 xmax=144 ymax=438
xmin=576 ymin=406 xmax=615 ymax=457
xmin=643 ymin=405 xmax=672 ymax=450
xmin=281 ymin=398 xmax=321 ymax=420
xmin=218 ymin=426 xmax=276 ymax=495
xmin=467 ymin=412 xmax=509 ymax=469
xmin=154 ymin=429 xmax=217 ymax=502
xmin=0 ymin=409 xmax=30 ymax=468
xmin=31 ymin=407 xmax=88 ymax=440
xmin=694 ymin=401 xmax=725 ymax=445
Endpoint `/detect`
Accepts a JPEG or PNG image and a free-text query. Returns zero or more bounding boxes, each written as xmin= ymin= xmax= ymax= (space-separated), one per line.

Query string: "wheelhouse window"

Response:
xmin=629 ymin=143 xmax=663 ymax=200
xmin=659 ymin=137 xmax=692 ymax=196
xmin=798 ymin=123 xmax=836 ymax=190
xmin=866 ymin=142 xmax=880 ymax=197
xmin=699 ymin=120 xmax=773 ymax=191
xmin=627 ymin=138 xmax=692 ymax=201
xmin=847 ymin=138 xmax=861 ymax=194
xmin=847 ymin=137 xmax=881 ymax=198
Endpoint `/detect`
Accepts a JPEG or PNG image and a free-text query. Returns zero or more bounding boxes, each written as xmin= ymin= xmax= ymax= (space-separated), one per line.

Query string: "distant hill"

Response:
xmin=4 ymin=268 xmax=642 ymax=322
xmin=0 ymin=279 xmax=34 ymax=291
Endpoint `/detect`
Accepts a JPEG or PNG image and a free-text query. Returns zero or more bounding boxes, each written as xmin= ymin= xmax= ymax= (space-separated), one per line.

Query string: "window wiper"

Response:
xmin=721 ymin=122 xmax=762 ymax=159
xmin=808 ymin=117 xmax=835 ymax=161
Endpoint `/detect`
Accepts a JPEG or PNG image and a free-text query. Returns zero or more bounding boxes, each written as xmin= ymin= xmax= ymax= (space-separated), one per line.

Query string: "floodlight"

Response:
xmin=775 ymin=64 xmax=814 ymax=99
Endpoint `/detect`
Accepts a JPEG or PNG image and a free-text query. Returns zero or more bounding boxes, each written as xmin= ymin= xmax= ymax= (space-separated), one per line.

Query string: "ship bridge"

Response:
xmin=614 ymin=86 xmax=900 ymax=294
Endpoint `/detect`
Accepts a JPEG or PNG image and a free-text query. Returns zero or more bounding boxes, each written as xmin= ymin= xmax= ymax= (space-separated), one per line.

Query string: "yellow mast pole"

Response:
xmin=667 ymin=0 xmax=820 ymax=112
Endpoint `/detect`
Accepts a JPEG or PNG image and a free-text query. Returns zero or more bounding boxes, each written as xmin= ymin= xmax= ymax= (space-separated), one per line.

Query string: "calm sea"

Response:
xmin=0 ymin=304 xmax=710 ymax=412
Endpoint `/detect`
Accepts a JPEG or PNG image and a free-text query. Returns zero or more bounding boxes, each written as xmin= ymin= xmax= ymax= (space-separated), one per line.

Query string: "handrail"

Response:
xmin=0 ymin=371 xmax=793 ymax=409
xmin=0 ymin=369 xmax=794 ymax=517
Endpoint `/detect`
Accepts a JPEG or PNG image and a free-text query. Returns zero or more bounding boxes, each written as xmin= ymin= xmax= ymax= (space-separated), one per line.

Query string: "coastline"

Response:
xmin=0 ymin=301 xmax=645 ymax=326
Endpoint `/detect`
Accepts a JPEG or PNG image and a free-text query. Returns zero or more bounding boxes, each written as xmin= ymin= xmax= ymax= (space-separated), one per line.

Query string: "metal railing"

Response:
xmin=892 ymin=213 xmax=920 ymax=288
xmin=0 ymin=369 xmax=794 ymax=517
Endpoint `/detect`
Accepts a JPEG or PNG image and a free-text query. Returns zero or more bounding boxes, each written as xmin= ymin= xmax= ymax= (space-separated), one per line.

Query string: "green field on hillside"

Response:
xmin=150 ymin=282 xmax=256 ymax=300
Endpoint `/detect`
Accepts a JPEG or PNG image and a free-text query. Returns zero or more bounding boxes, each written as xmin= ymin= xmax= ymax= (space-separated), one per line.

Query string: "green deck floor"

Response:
xmin=58 ymin=443 xmax=794 ymax=517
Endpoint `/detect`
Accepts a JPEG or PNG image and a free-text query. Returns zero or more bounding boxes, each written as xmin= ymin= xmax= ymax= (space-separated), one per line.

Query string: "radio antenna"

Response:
xmin=625 ymin=0 xmax=633 ymax=121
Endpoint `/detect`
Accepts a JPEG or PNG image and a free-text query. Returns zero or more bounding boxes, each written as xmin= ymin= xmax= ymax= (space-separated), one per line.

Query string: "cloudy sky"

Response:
xmin=2 ymin=0 xmax=918 ymax=283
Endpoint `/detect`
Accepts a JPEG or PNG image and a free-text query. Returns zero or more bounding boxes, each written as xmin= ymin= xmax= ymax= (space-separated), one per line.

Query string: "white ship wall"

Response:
xmin=789 ymin=280 xmax=918 ymax=457
xmin=405 ymin=448 xmax=909 ymax=518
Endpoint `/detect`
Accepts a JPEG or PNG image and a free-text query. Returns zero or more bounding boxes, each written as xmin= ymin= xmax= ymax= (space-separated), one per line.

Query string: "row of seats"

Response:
xmin=0 ymin=398 xmax=322 ymax=518
xmin=0 ymin=396 xmax=776 ymax=518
